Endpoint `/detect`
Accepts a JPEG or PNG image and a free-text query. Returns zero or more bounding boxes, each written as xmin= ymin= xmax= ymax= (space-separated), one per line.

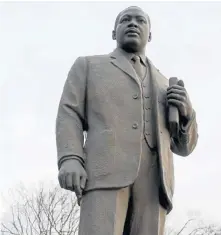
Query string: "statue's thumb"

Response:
xmin=80 ymin=176 xmax=87 ymax=189
xmin=178 ymin=79 xmax=185 ymax=87
xmin=77 ymin=196 xmax=82 ymax=206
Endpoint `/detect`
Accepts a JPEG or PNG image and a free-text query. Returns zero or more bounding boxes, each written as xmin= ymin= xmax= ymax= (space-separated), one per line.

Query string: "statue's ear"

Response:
xmin=148 ymin=31 xmax=152 ymax=42
xmin=112 ymin=30 xmax=116 ymax=40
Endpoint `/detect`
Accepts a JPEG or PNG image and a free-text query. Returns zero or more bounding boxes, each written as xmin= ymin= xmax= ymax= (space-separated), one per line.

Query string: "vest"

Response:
xmin=137 ymin=65 xmax=156 ymax=149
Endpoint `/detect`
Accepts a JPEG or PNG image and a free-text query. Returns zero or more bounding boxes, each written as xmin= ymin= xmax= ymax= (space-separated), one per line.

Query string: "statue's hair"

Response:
xmin=114 ymin=6 xmax=151 ymax=30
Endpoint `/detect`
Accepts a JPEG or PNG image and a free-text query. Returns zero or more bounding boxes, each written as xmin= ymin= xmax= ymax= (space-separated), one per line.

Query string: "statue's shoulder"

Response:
xmin=70 ymin=54 xmax=110 ymax=71
xmin=85 ymin=53 xmax=110 ymax=64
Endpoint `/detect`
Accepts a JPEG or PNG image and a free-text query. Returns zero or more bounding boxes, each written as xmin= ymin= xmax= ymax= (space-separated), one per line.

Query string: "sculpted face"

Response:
xmin=113 ymin=7 xmax=151 ymax=53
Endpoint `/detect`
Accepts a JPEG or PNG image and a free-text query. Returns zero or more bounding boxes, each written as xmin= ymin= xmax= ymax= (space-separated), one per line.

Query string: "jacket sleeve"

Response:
xmin=170 ymin=110 xmax=198 ymax=156
xmin=56 ymin=56 xmax=88 ymax=169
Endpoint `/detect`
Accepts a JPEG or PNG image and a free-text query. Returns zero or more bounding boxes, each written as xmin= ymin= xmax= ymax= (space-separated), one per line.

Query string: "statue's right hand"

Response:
xmin=58 ymin=159 xmax=87 ymax=201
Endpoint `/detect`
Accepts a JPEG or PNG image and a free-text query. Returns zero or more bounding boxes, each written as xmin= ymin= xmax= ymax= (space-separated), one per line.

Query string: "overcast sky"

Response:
xmin=0 ymin=1 xmax=221 ymax=230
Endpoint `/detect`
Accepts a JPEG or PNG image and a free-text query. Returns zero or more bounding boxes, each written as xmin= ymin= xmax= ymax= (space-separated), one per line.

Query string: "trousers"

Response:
xmin=78 ymin=138 xmax=166 ymax=235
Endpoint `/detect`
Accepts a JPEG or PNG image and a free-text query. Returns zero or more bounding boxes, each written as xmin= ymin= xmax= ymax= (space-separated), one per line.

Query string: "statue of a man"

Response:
xmin=56 ymin=6 xmax=198 ymax=235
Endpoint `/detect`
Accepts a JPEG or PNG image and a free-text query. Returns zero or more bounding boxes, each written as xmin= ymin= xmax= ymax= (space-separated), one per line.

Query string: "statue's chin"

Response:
xmin=122 ymin=40 xmax=141 ymax=53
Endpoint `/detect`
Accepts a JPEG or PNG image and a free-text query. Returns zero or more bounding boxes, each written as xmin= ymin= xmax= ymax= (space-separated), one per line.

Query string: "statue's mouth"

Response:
xmin=125 ymin=28 xmax=140 ymax=35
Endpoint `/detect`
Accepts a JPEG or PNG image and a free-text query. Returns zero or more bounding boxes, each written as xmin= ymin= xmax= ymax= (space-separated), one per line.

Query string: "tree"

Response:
xmin=187 ymin=224 xmax=221 ymax=235
xmin=1 ymin=183 xmax=79 ymax=235
xmin=166 ymin=218 xmax=221 ymax=235
xmin=1 ymin=183 xmax=221 ymax=235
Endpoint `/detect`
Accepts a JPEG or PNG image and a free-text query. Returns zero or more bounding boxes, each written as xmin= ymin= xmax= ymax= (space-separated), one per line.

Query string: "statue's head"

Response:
xmin=112 ymin=6 xmax=151 ymax=53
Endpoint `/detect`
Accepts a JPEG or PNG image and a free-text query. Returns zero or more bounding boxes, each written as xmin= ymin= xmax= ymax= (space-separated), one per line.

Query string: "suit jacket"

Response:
xmin=56 ymin=48 xmax=198 ymax=214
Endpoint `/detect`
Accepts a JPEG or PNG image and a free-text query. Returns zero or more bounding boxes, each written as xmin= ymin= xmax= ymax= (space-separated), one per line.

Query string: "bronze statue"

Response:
xmin=56 ymin=6 xmax=198 ymax=235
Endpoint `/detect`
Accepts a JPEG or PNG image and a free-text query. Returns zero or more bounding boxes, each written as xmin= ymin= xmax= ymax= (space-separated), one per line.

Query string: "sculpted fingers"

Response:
xmin=58 ymin=171 xmax=66 ymax=189
xmin=167 ymin=84 xmax=185 ymax=92
xmin=167 ymin=88 xmax=186 ymax=96
xmin=167 ymin=78 xmax=193 ymax=120
xmin=177 ymin=79 xmax=184 ymax=87
xmin=167 ymin=93 xmax=186 ymax=102
xmin=167 ymin=99 xmax=186 ymax=116
xmin=58 ymin=174 xmax=63 ymax=188
xmin=77 ymin=172 xmax=87 ymax=207
xmin=80 ymin=172 xmax=87 ymax=190
xmin=167 ymin=82 xmax=187 ymax=103
xmin=73 ymin=173 xmax=81 ymax=197
xmin=167 ymin=99 xmax=183 ymax=106
xmin=57 ymin=160 xmax=87 ymax=205
xmin=65 ymin=173 xmax=74 ymax=191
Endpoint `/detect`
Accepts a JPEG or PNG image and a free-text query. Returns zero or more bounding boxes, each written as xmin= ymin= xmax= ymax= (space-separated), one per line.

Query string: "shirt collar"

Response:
xmin=118 ymin=48 xmax=147 ymax=66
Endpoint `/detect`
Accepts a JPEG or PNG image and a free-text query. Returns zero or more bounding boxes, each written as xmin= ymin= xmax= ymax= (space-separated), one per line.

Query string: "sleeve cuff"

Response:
xmin=58 ymin=155 xmax=84 ymax=170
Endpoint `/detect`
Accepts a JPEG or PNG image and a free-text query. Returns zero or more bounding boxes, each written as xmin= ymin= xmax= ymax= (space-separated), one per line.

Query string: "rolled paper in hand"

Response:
xmin=169 ymin=77 xmax=180 ymax=137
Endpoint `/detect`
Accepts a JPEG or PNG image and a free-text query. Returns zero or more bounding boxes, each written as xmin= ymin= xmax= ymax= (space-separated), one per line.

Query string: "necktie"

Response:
xmin=131 ymin=55 xmax=145 ymax=79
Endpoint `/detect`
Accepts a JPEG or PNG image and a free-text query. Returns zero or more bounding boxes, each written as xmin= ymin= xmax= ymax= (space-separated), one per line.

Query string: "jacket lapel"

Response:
xmin=110 ymin=48 xmax=140 ymax=85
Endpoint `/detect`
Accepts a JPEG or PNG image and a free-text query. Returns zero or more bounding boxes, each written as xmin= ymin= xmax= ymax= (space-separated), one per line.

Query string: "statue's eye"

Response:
xmin=138 ymin=18 xmax=146 ymax=24
xmin=121 ymin=18 xmax=130 ymax=23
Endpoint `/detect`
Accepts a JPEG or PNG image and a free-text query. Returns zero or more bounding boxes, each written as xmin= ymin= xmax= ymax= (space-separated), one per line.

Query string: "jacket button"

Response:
xmin=133 ymin=94 xmax=139 ymax=99
xmin=132 ymin=123 xmax=138 ymax=129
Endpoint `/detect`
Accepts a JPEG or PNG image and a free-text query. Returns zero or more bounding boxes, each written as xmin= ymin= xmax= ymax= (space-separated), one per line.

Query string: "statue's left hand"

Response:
xmin=167 ymin=80 xmax=193 ymax=121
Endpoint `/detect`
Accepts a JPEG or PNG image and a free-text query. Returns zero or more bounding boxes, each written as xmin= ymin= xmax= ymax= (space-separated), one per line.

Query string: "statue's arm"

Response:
xmin=170 ymin=110 xmax=198 ymax=156
xmin=56 ymin=56 xmax=88 ymax=169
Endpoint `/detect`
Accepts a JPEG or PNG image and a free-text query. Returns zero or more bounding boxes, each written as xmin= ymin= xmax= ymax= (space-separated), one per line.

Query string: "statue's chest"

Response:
xmin=87 ymin=62 xmax=139 ymax=99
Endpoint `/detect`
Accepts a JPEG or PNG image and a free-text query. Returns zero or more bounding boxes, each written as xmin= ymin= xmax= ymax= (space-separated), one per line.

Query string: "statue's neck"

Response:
xmin=118 ymin=45 xmax=146 ymax=57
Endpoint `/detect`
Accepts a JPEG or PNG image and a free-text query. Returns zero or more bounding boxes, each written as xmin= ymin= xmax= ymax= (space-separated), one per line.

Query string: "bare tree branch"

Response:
xmin=1 ymin=183 xmax=79 ymax=235
xmin=176 ymin=219 xmax=195 ymax=235
xmin=3 ymin=183 xmax=221 ymax=235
